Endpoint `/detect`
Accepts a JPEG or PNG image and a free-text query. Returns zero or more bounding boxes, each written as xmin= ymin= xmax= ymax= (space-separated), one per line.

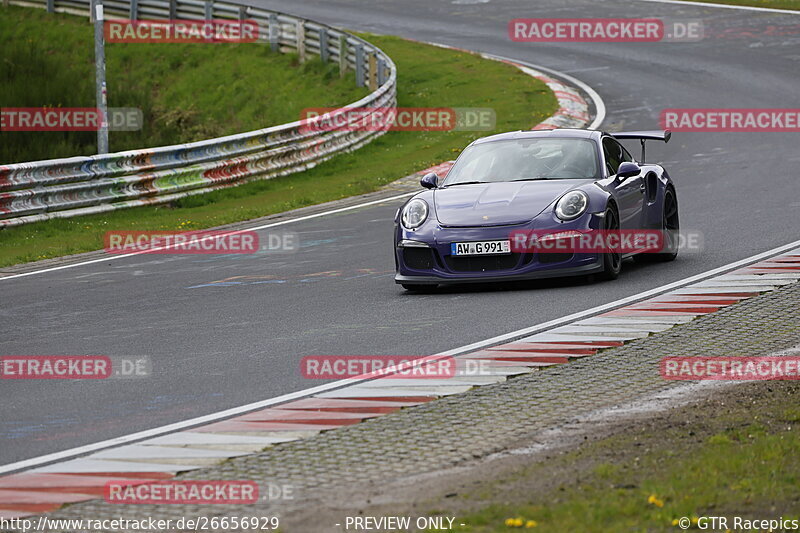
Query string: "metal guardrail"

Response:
xmin=0 ymin=0 xmax=397 ymax=226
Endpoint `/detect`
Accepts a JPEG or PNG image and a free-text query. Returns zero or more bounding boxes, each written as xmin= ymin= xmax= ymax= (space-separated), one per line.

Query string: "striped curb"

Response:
xmin=1 ymin=248 xmax=798 ymax=518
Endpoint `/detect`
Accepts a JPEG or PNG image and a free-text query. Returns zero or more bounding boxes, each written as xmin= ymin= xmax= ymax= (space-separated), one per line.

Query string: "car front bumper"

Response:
xmin=394 ymin=213 xmax=606 ymax=285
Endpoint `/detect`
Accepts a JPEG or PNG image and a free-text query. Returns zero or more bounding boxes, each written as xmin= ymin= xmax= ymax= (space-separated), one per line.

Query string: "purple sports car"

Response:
xmin=393 ymin=128 xmax=678 ymax=291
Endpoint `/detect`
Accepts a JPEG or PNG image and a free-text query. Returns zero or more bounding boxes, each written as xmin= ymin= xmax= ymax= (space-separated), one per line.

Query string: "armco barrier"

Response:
xmin=0 ymin=0 xmax=397 ymax=226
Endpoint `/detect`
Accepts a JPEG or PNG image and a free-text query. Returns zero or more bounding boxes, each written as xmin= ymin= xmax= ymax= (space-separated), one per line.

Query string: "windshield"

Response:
xmin=443 ymin=138 xmax=600 ymax=186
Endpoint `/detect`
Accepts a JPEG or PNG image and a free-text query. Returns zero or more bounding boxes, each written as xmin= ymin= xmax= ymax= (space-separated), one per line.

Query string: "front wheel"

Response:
xmin=599 ymin=206 xmax=622 ymax=281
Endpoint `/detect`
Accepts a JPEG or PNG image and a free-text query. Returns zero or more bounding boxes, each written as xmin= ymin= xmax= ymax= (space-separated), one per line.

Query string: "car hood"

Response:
xmin=433 ymin=180 xmax=593 ymax=227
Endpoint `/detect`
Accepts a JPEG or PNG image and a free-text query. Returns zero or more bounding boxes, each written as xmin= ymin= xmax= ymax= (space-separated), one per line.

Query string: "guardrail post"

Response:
xmin=355 ymin=44 xmax=364 ymax=87
xmin=129 ymin=0 xmax=138 ymax=19
xmin=269 ymin=13 xmax=278 ymax=51
xmin=94 ymin=1 xmax=109 ymax=154
xmin=368 ymin=52 xmax=377 ymax=91
xmin=377 ymin=58 xmax=386 ymax=87
xmin=204 ymin=0 xmax=212 ymax=19
xmin=46 ymin=0 xmax=54 ymax=13
xmin=338 ymin=35 xmax=347 ymax=77
xmin=319 ymin=28 xmax=329 ymax=63
xmin=168 ymin=0 xmax=176 ymax=20
xmin=238 ymin=5 xmax=246 ymax=20
xmin=296 ymin=20 xmax=306 ymax=62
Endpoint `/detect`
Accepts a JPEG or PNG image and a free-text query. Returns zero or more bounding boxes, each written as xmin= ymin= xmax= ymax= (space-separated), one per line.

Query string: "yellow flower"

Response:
xmin=692 ymin=516 xmax=699 ymax=524
xmin=504 ymin=517 xmax=526 ymax=528
xmin=647 ymin=494 xmax=664 ymax=508
xmin=672 ymin=519 xmax=679 ymax=526
xmin=525 ymin=520 xmax=538 ymax=528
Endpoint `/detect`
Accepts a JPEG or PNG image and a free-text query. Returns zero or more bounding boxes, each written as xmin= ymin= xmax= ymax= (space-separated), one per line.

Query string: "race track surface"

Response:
xmin=1 ymin=0 xmax=798 ymax=465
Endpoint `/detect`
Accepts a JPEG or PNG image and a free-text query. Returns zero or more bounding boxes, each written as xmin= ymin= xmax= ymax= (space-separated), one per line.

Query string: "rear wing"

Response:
xmin=611 ymin=130 xmax=671 ymax=162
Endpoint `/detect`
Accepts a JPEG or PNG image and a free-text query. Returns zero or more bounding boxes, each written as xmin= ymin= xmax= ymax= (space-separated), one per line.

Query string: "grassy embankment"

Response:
xmin=0 ymin=6 xmax=557 ymax=266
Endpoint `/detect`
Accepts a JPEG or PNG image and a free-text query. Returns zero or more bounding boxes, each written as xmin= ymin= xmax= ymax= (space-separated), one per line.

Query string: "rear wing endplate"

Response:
xmin=611 ymin=130 xmax=671 ymax=162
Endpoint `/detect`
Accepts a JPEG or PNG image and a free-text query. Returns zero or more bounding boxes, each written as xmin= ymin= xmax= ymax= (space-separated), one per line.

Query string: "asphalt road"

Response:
xmin=1 ymin=0 xmax=799 ymax=466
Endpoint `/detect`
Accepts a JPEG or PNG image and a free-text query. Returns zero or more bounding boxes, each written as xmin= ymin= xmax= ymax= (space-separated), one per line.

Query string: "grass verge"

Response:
xmin=448 ymin=382 xmax=800 ymax=532
xmin=0 ymin=5 xmax=367 ymax=163
xmin=0 ymin=28 xmax=557 ymax=267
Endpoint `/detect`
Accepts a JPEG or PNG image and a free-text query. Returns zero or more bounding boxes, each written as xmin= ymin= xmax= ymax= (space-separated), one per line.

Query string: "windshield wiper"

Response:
xmin=509 ymin=177 xmax=552 ymax=182
xmin=444 ymin=181 xmax=486 ymax=187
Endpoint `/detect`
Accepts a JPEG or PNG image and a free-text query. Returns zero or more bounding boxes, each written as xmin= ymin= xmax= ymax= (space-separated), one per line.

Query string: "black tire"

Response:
xmin=401 ymin=284 xmax=437 ymax=292
xmin=634 ymin=188 xmax=679 ymax=264
xmin=599 ymin=206 xmax=622 ymax=281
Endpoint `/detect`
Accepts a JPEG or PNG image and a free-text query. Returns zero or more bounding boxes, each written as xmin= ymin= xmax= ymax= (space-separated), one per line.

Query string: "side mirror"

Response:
xmin=616 ymin=161 xmax=641 ymax=179
xmin=420 ymin=172 xmax=439 ymax=189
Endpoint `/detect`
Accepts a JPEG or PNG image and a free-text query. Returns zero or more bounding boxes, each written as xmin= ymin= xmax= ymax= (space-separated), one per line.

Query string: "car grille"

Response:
xmin=538 ymin=252 xmax=574 ymax=264
xmin=403 ymin=248 xmax=436 ymax=270
xmin=444 ymin=253 xmax=522 ymax=272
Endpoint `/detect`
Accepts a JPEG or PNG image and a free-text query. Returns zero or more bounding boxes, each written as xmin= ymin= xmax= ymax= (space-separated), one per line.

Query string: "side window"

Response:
xmin=620 ymin=144 xmax=634 ymax=163
xmin=602 ymin=137 xmax=622 ymax=176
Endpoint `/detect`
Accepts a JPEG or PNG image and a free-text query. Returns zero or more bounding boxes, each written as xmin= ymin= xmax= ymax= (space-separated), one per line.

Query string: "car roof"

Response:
xmin=471 ymin=128 xmax=602 ymax=145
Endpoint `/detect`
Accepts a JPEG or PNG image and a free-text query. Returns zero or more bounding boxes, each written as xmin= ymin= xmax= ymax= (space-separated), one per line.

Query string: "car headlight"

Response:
xmin=401 ymin=199 xmax=429 ymax=229
xmin=555 ymin=190 xmax=589 ymax=221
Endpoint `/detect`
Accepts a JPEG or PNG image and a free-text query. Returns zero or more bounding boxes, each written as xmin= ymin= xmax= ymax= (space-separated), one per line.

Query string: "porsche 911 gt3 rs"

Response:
xmin=394 ymin=128 xmax=678 ymax=290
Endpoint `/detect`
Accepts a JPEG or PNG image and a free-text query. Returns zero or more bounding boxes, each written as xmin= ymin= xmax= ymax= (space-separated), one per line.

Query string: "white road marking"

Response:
xmin=2 ymin=238 xmax=799 ymax=475
xmin=0 ymin=192 xmax=415 ymax=282
xmin=561 ymin=66 xmax=611 ymax=74
xmin=634 ymin=0 xmax=800 ymax=15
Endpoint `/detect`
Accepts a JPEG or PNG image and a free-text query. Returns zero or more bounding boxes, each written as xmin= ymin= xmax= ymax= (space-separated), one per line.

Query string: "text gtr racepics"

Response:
xmin=394 ymin=129 xmax=678 ymax=291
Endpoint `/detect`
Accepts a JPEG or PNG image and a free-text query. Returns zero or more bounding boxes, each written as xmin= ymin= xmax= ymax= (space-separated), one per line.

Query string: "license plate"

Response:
xmin=450 ymin=240 xmax=511 ymax=256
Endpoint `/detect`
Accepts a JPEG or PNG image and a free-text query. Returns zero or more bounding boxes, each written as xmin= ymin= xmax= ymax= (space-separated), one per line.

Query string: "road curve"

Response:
xmin=1 ymin=0 xmax=798 ymax=466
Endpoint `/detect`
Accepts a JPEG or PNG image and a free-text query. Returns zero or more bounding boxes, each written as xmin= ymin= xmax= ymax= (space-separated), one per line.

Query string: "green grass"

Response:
xmin=0 ymin=23 xmax=557 ymax=266
xmin=452 ymin=424 xmax=800 ymax=532
xmin=0 ymin=5 xmax=368 ymax=163
xmin=678 ymin=0 xmax=798 ymax=9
